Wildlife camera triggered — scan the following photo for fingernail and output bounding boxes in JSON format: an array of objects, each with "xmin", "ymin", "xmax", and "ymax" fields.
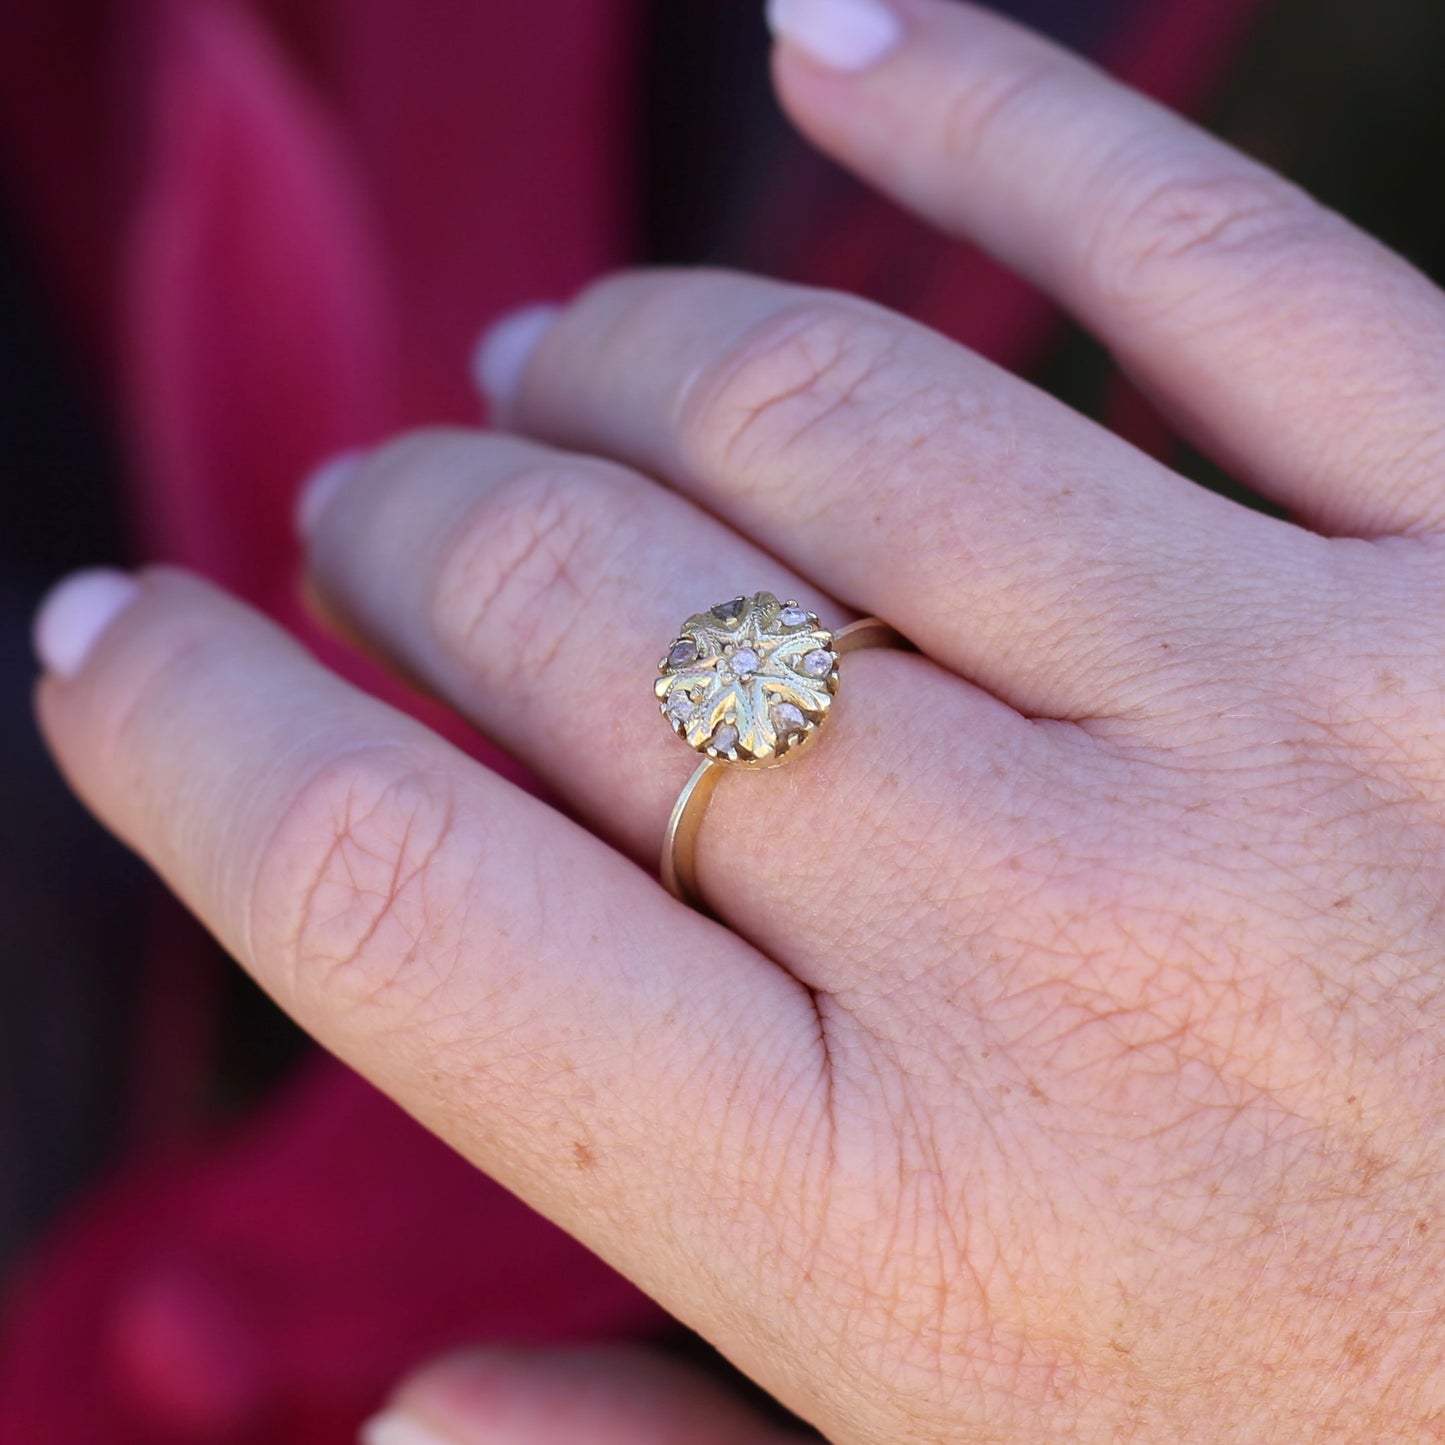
[
  {"xmin": 471, "ymin": 302, "xmax": 560, "ymax": 417},
  {"xmin": 766, "ymin": 0, "xmax": 903, "ymax": 71},
  {"xmin": 33, "ymin": 569, "xmax": 141, "ymax": 679},
  {"xmin": 295, "ymin": 450, "xmax": 365, "ymax": 539},
  {"xmin": 359, "ymin": 1411, "xmax": 457, "ymax": 1445}
]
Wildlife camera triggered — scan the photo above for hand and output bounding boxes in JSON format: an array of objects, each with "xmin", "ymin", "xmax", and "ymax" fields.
[{"xmin": 35, "ymin": 0, "xmax": 1445, "ymax": 1439}]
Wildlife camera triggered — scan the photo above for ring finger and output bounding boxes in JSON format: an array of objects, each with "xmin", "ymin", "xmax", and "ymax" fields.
[{"xmin": 302, "ymin": 427, "xmax": 1053, "ymax": 967}]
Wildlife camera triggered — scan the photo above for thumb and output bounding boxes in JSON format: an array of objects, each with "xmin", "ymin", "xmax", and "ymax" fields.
[{"xmin": 360, "ymin": 1343, "xmax": 816, "ymax": 1445}]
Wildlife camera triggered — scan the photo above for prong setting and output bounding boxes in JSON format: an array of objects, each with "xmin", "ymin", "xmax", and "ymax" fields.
[{"xmin": 655, "ymin": 592, "xmax": 838, "ymax": 766}]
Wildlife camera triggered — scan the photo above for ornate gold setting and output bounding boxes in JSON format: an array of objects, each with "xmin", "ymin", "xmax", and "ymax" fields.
[
  {"xmin": 654, "ymin": 591, "xmax": 838, "ymax": 766},
  {"xmin": 657, "ymin": 599, "xmax": 909, "ymax": 914}
]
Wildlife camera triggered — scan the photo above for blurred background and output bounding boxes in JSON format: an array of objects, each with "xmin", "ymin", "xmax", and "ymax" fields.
[{"xmin": 3, "ymin": 0, "xmax": 1444, "ymax": 1439}]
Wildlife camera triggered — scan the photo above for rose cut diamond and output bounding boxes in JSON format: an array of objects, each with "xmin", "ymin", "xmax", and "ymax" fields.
[
  {"xmin": 801, "ymin": 649, "xmax": 833, "ymax": 678},
  {"xmin": 711, "ymin": 723, "xmax": 739, "ymax": 753},
  {"xmin": 730, "ymin": 647, "xmax": 760, "ymax": 677},
  {"xmin": 778, "ymin": 605, "xmax": 808, "ymax": 627},
  {"xmin": 771, "ymin": 701, "xmax": 806, "ymax": 735}
]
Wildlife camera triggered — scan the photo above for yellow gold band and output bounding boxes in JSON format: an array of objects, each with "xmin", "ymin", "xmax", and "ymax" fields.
[{"xmin": 661, "ymin": 616, "xmax": 908, "ymax": 913}]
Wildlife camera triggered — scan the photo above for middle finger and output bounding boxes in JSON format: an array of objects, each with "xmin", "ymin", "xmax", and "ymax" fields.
[{"xmin": 492, "ymin": 269, "xmax": 1325, "ymax": 726}]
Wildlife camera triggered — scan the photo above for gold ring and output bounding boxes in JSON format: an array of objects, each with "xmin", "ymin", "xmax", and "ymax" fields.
[{"xmin": 655, "ymin": 590, "xmax": 907, "ymax": 912}]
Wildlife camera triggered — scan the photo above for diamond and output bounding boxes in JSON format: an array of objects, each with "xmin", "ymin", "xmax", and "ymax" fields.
[
  {"xmin": 731, "ymin": 646, "xmax": 760, "ymax": 677},
  {"xmin": 778, "ymin": 605, "xmax": 808, "ymax": 627},
  {"xmin": 771, "ymin": 701, "xmax": 806, "ymax": 736},
  {"xmin": 666, "ymin": 691, "xmax": 694, "ymax": 723},
  {"xmin": 711, "ymin": 597, "xmax": 744, "ymax": 623},
  {"xmin": 711, "ymin": 723, "xmax": 738, "ymax": 753},
  {"xmin": 667, "ymin": 637, "xmax": 698, "ymax": 668},
  {"xmin": 801, "ymin": 649, "xmax": 833, "ymax": 678}
]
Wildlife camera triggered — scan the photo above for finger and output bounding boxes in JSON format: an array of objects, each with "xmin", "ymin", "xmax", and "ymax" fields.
[
  {"xmin": 33, "ymin": 569, "xmax": 829, "ymax": 1354},
  {"xmin": 363, "ymin": 1345, "xmax": 812, "ymax": 1445},
  {"xmin": 481, "ymin": 269, "xmax": 1316, "ymax": 725},
  {"xmin": 301, "ymin": 429, "xmax": 1047, "ymax": 969},
  {"xmin": 768, "ymin": 0, "xmax": 1445, "ymax": 537}
]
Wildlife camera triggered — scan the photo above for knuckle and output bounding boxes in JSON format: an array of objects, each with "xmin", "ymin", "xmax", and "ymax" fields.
[
  {"xmin": 1085, "ymin": 160, "xmax": 1311, "ymax": 313},
  {"xmin": 677, "ymin": 299, "xmax": 907, "ymax": 498},
  {"xmin": 432, "ymin": 462, "xmax": 639, "ymax": 679},
  {"xmin": 345, "ymin": 426, "xmax": 485, "ymax": 535},
  {"xmin": 249, "ymin": 746, "xmax": 475, "ymax": 1023},
  {"xmin": 94, "ymin": 613, "xmax": 218, "ymax": 774},
  {"xmin": 936, "ymin": 52, "xmax": 1071, "ymax": 175}
]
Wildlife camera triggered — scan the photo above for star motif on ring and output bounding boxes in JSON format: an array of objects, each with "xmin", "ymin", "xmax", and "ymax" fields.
[{"xmin": 655, "ymin": 592, "xmax": 839, "ymax": 765}]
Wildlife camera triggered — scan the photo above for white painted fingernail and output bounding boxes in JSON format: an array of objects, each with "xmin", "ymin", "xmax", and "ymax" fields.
[
  {"xmin": 33, "ymin": 569, "xmax": 141, "ymax": 679},
  {"xmin": 359, "ymin": 1411, "xmax": 457, "ymax": 1445},
  {"xmin": 765, "ymin": 0, "xmax": 903, "ymax": 71},
  {"xmin": 471, "ymin": 302, "xmax": 560, "ymax": 417},
  {"xmin": 295, "ymin": 450, "xmax": 365, "ymax": 539}
]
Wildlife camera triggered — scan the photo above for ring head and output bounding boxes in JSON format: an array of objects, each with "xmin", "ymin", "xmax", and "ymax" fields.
[{"xmin": 655, "ymin": 591, "xmax": 839, "ymax": 766}]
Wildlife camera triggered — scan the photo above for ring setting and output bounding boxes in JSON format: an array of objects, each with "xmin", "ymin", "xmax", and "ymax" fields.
[
  {"xmin": 655, "ymin": 591, "xmax": 838, "ymax": 766},
  {"xmin": 656, "ymin": 591, "xmax": 906, "ymax": 912}
]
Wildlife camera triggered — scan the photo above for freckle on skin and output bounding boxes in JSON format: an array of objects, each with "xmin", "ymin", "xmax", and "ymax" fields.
[
  {"xmin": 1356, "ymin": 1152, "xmax": 1389, "ymax": 1190},
  {"xmin": 1342, "ymin": 1333, "xmax": 1376, "ymax": 1369},
  {"xmin": 572, "ymin": 1140, "xmax": 597, "ymax": 1170}
]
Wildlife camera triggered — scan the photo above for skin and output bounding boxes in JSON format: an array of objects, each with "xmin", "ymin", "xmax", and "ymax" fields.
[{"xmin": 34, "ymin": 1, "xmax": 1445, "ymax": 1439}]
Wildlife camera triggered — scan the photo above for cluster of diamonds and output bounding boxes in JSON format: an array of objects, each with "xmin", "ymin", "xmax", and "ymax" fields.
[{"xmin": 655, "ymin": 591, "xmax": 838, "ymax": 765}]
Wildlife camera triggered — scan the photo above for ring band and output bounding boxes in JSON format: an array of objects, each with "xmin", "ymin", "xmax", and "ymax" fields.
[{"xmin": 654, "ymin": 592, "xmax": 908, "ymax": 912}]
